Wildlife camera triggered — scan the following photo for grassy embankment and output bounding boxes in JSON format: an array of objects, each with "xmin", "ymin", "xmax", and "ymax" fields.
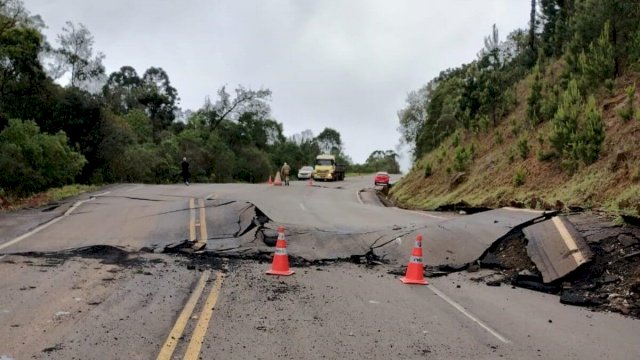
[
  {"xmin": 392, "ymin": 64, "xmax": 640, "ymax": 216},
  {"xmin": 0, "ymin": 184, "xmax": 98, "ymax": 211}
]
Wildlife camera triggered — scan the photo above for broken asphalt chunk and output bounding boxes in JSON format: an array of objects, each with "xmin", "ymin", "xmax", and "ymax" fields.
[
  {"xmin": 560, "ymin": 290, "xmax": 603, "ymax": 307},
  {"xmin": 523, "ymin": 216, "xmax": 592, "ymax": 283}
]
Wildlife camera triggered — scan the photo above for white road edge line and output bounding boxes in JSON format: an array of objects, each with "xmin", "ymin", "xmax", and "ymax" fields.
[
  {"xmin": 428, "ymin": 284, "xmax": 510, "ymax": 344},
  {"xmin": 394, "ymin": 208, "xmax": 448, "ymax": 220},
  {"xmin": 0, "ymin": 191, "xmax": 111, "ymax": 252},
  {"xmin": 355, "ymin": 190, "xmax": 364, "ymax": 205},
  {"xmin": 125, "ymin": 185, "xmax": 144, "ymax": 192}
]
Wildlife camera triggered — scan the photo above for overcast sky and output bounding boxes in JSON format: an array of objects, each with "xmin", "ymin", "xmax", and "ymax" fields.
[{"xmin": 25, "ymin": 0, "xmax": 530, "ymax": 170}]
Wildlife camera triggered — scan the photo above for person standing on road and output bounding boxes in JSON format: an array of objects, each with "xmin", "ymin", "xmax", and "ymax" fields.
[
  {"xmin": 281, "ymin": 162, "xmax": 291, "ymax": 186},
  {"xmin": 181, "ymin": 157, "xmax": 190, "ymax": 186}
]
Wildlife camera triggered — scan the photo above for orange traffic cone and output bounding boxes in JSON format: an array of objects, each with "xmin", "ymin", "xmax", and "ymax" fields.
[
  {"xmin": 266, "ymin": 226, "xmax": 294, "ymax": 276},
  {"xmin": 273, "ymin": 171, "xmax": 283, "ymax": 186},
  {"xmin": 400, "ymin": 233, "xmax": 428, "ymax": 285},
  {"xmin": 268, "ymin": 175, "xmax": 273, "ymax": 185}
]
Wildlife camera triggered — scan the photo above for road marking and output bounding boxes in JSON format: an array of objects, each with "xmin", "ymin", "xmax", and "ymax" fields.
[
  {"xmin": 156, "ymin": 271, "xmax": 211, "ymax": 360},
  {"xmin": 189, "ymin": 198, "xmax": 196, "ymax": 242},
  {"xmin": 125, "ymin": 185, "xmax": 144, "ymax": 192},
  {"xmin": 0, "ymin": 191, "xmax": 111, "ymax": 252},
  {"xmin": 552, "ymin": 217, "xmax": 587, "ymax": 265},
  {"xmin": 299, "ymin": 203, "xmax": 307, "ymax": 211},
  {"xmin": 198, "ymin": 198, "xmax": 208, "ymax": 243},
  {"xmin": 394, "ymin": 208, "xmax": 448, "ymax": 220},
  {"xmin": 183, "ymin": 272, "xmax": 225, "ymax": 359},
  {"xmin": 428, "ymin": 284, "xmax": 510, "ymax": 344},
  {"xmin": 503, "ymin": 207, "xmax": 543, "ymax": 214},
  {"xmin": 355, "ymin": 191, "xmax": 364, "ymax": 205},
  {"xmin": 205, "ymin": 192, "xmax": 216, "ymax": 200}
]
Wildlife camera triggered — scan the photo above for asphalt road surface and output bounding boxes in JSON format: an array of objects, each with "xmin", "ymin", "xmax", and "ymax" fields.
[{"xmin": 1, "ymin": 177, "xmax": 639, "ymax": 359}]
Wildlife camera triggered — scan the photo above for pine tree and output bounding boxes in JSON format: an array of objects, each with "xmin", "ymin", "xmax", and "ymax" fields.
[
  {"xmin": 527, "ymin": 64, "xmax": 543, "ymax": 126},
  {"xmin": 549, "ymin": 79, "xmax": 582, "ymax": 157},
  {"xmin": 578, "ymin": 21, "xmax": 615, "ymax": 90},
  {"xmin": 577, "ymin": 96, "xmax": 605, "ymax": 164}
]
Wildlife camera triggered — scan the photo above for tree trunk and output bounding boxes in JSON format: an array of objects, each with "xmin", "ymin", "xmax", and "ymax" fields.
[
  {"xmin": 529, "ymin": 0, "xmax": 537, "ymax": 54},
  {"xmin": 612, "ymin": 19, "xmax": 620, "ymax": 77}
]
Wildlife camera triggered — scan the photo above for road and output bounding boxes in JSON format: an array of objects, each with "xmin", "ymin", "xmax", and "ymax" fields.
[{"xmin": 1, "ymin": 177, "xmax": 639, "ymax": 359}]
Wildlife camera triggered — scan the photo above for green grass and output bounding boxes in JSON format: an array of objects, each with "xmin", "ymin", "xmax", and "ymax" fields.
[
  {"xmin": 1, "ymin": 184, "xmax": 99, "ymax": 211},
  {"xmin": 605, "ymin": 184, "xmax": 640, "ymax": 216},
  {"xmin": 46, "ymin": 184, "xmax": 98, "ymax": 201}
]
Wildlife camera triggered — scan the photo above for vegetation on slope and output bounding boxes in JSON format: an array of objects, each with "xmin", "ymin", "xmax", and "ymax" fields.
[{"xmin": 393, "ymin": 0, "xmax": 640, "ymax": 215}]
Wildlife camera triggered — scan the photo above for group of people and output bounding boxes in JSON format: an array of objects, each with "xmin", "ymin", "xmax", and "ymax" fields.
[{"xmin": 179, "ymin": 157, "xmax": 292, "ymax": 186}]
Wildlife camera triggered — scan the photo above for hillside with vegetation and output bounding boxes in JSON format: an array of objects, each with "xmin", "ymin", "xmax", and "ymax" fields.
[
  {"xmin": 0, "ymin": 0, "xmax": 400, "ymax": 205},
  {"xmin": 392, "ymin": 0, "xmax": 640, "ymax": 216}
]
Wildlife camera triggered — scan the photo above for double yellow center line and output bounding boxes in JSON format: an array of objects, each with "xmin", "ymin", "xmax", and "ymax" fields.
[
  {"xmin": 157, "ymin": 197, "xmax": 224, "ymax": 360},
  {"xmin": 189, "ymin": 198, "xmax": 208, "ymax": 245}
]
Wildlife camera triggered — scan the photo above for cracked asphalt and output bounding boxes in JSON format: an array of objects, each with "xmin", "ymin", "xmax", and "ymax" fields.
[{"xmin": 1, "ymin": 178, "xmax": 639, "ymax": 359}]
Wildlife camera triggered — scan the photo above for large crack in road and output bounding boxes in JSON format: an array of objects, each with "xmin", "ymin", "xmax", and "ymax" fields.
[{"xmin": 3, "ymin": 192, "xmax": 639, "ymax": 319}]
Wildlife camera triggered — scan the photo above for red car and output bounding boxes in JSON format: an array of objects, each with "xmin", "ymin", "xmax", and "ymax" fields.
[{"xmin": 374, "ymin": 171, "xmax": 390, "ymax": 186}]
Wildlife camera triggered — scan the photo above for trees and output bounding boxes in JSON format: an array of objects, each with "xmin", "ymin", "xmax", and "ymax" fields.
[
  {"xmin": 365, "ymin": 150, "xmax": 400, "ymax": 173},
  {"xmin": 201, "ymin": 86, "xmax": 271, "ymax": 131},
  {"xmin": 138, "ymin": 67, "xmax": 179, "ymax": 140},
  {"xmin": 0, "ymin": 119, "xmax": 86, "ymax": 195},
  {"xmin": 48, "ymin": 21, "xmax": 105, "ymax": 90},
  {"xmin": 0, "ymin": 0, "xmax": 53, "ymax": 130},
  {"xmin": 577, "ymin": 21, "xmax": 615, "ymax": 90},
  {"xmin": 527, "ymin": 63, "xmax": 543, "ymax": 126},
  {"xmin": 548, "ymin": 80, "xmax": 605, "ymax": 172},
  {"xmin": 103, "ymin": 66, "xmax": 142, "ymax": 114},
  {"xmin": 315, "ymin": 127, "xmax": 343, "ymax": 155},
  {"xmin": 550, "ymin": 79, "xmax": 582, "ymax": 158}
]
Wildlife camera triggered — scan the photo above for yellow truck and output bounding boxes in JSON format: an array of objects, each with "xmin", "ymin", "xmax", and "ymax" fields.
[{"xmin": 313, "ymin": 154, "xmax": 346, "ymax": 181}]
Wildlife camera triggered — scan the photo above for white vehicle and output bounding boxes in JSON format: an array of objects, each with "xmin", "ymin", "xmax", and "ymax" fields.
[{"xmin": 297, "ymin": 166, "xmax": 314, "ymax": 180}]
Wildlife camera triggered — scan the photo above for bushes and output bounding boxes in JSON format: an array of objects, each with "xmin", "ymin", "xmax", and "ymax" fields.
[
  {"xmin": 0, "ymin": 120, "xmax": 86, "ymax": 196},
  {"xmin": 513, "ymin": 168, "xmax": 526, "ymax": 187},
  {"xmin": 617, "ymin": 85, "xmax": 637, "ymax": 122},
  {"xmin": 424, "ymin": 163, "xmax": 432, "ymax": 178},
  {"xmin": 517, "ymin": 137, "xmax": 530, "ymax": 159},
  {"xmin": 453, "ymin": 146, "xmax": 471, "ymax": 172}
]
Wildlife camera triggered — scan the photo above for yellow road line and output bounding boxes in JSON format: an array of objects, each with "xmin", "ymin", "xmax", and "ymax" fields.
[
  {"xmin": 189, "ymin": 198, "xmax": 196, "ymax": 241},
  {"xmin": 552, "ymin": 217, "xmax": 587, "ymax": 265},
  {"xmin": 156, "ymin": 270, "xmax": 211, "ymax": 360},
  {"xmin": 198, "ymin": 198, "xmax": 208, "ymax": 243},
  {"xmin": 183, "ymin": 272, "xmax": 225, "ymax": 360}
]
